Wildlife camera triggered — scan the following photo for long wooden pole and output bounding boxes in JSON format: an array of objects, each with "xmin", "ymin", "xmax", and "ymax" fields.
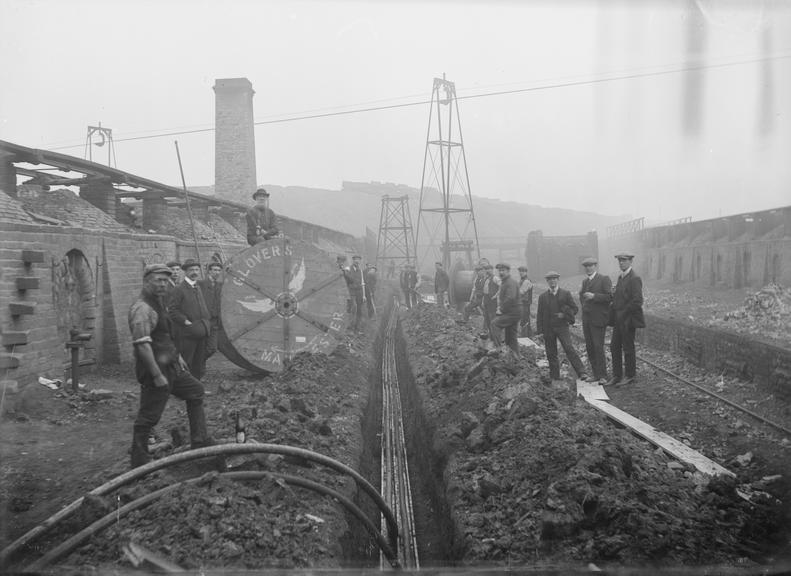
[{"xmin": 174, "ymin": 141, "xmax": 202, "ymax": 277}]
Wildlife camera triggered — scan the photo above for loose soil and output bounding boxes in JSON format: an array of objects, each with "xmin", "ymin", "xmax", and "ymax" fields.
[{"xmin": 2, "ymin": 279, "xmax": 790, "ymax": 574}]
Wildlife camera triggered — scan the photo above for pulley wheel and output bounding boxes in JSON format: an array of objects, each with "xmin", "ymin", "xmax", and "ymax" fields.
[{"xmin": 220, "ymin": 237, "xmax": 348, "ymax": 372}]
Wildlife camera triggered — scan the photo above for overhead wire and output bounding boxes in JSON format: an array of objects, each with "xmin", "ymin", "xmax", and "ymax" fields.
[{"xmin": 43, "ymin": 51, "xmax": 791, "ymax": 152}]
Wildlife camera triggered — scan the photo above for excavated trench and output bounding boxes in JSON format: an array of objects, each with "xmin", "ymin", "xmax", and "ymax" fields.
[{"xmin": 348, "ymin": 300, "xmax": 459, "ymax": 568}]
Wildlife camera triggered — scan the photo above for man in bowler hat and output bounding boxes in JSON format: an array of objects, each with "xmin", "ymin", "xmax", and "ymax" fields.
[{"xmin": 246, "ymin": 188, "xmax": 280, "ymax": 246}]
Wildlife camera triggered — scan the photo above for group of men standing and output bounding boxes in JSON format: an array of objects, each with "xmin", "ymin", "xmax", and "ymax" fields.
[
  {"xmin": 535, "ymin": 253, "xmax": 645, "ymax": 385},
  {"xmin": 340, "ymin": 255, "xmax": 378, "ymax": 332},
  {"xmin": 128, "ymin": 259, "xmax": 225, "ymax": 468},
  {"xmin": 435, "ymin": 253, "xmax": 644, "ymax": 386}
]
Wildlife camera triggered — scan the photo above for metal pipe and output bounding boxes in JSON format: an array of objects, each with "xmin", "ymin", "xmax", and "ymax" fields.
[
  {"xmin": 26, "ymin": 471, "xmax": 398, "ymax": 571},
  {"xmin": 1, "ymin": 443, "xmax": 399, "ymax": 568},
  {"xmin": 174, "ymin": 140, "xmax": 202, "ymax": 276}
]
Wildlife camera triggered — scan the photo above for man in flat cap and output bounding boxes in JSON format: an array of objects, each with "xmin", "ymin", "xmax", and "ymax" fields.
[
  {"xmin": 608, "ymin": 253, "xmax": 645, "ymax": 386},
  {"xmin": 463, "ymin": 261, "xmax": 488, "ymax": 322},
  {"xmin": 343, "ymin": 255, "xmax": 366, "ymax": 332},
  {"xmin": 127, "ymin": 264, "xmax": 215, "ymax": 468},
  {"xmin": 246, "ymin": 188, "xmax": 280, "ymax": 246},
  {"xmin": 490, "ymin": 263, "xmax": 521, "ymax": 355},
  {"xmin": 517, "ymin": 265, "xmax": 534, "ymax": 338},
  {"xmin": 536, "ymin": 271, "xmax": 588, "ymax": 381},
  {"xmin": 434, "ymin": 261, "xmax": 450, "ymax": 309},
  {"xmin": 481, "ymin": 262, "xmax": 499, "ymax": 336},
  {"xmin": 169, "ymin": 258, "xmax": 211, "ymax": 379},
  {"xmin": 579, "ymin": 257, "xmax": 613, "ymax": 383},
  {"xmin": 199, "ymin": 261, "xmax": 224, "ymax": 360}
]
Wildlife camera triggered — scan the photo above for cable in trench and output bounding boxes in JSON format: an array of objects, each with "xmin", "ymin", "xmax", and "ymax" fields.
[{"xmin": 380, "ymin": 299, "xmax": 419, "ymax": 569}]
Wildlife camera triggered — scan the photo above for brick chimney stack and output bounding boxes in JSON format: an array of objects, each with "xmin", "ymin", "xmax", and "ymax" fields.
[{"xmin": 214, "ymin": 78, "xmax": 257, "ymax": 205}]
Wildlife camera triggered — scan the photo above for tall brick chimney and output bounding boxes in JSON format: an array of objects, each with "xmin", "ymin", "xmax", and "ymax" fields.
[{"xmin": 214, "ymin": 78, "xmax": 257, "ymax": 205}]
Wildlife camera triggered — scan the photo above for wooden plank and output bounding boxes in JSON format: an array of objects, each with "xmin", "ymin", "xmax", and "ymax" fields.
[
  {"xmin": 2, "ymin": 331, "xmax": 29, "ymax": 346},
  {"xmin": 584, "ymin": 398, "xmax": 734, "ymax": 477},
  {"xmin": 16, "ymin": 277, "xmax": 40, "ymax": 290},
  {"xmin": 21, "ymin": 250, "xmax": 45, "ymax": 264},
  {"xmin": 576, "ymin": 379, "xmax": 610, "ymax": 401},
  {"xmin": 9, "ymin": 302, "xmax": 36, "ymax": 315}
]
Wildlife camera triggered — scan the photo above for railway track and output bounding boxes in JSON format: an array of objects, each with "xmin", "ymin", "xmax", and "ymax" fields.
[
  {"xmin": 564, "ymin": 327, "xmax": 791, "ymax": 436},
  {"xmin": 379, "ymin": 299, "xmax": 419, "ymax": 569}
]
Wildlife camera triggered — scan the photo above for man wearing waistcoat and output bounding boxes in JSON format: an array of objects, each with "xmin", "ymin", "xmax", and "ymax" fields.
[
  {"xmin": 127, "ymin": 264, "xmax": 214, "ymax": 469},
  {"xmin": 579, "ymin": 257, "xmax": 613, "ymax": 383}
]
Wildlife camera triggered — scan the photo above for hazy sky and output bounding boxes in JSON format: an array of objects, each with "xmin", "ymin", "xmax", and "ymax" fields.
[{"xmin": 1, "ymin": 0, "xmax": 789, "ymax": 224}]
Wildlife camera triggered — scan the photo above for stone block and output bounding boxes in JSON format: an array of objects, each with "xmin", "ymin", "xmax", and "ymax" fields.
[
  {"xmin": 15, "ymin": 277, "xmax": 40, "ymax": 290},
  {"xmin": 9, "ymin": 302, "xmax": 36, "ymax": 315},
  {"xmin": 21, "ymin": 250, "xmax": 45, "ymax": 264}
]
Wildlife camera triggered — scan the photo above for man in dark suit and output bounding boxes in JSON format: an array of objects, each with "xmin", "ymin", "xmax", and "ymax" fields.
[
  {"xmin": 169, "ymin": 259, "xmax": 211, "ymax": 379},
  {"xmin": 536, "ymin": 271, "xmax": 588, "ymax": 381},
  {"xmin": 434, "ymin": 262, "xmax": 450, "ymax": 308},
  {"xmin": 489, "ymin": 263, "xmax": 521, "ymax": 355},
  {"xmin": 579, "ymin": 257, "xmax": 613, "ymax": 383},
  {"xmin": 199, "ymin": 261, "xmax": 224, "ymax": 360},
  {"xmin": 607, "ymin": 253, "xmax": 645, "ymax": 386}
]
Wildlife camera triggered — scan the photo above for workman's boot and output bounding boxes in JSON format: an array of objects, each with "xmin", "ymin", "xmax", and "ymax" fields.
[
  {"xmin": 130, "ymin": 425, "xmax": 152, "ymax": 469},
  {"xmin": 187, "ymin": 401, "xmax": 226, "ymax": 472}
]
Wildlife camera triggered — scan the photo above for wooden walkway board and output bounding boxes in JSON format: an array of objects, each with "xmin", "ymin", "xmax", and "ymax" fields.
[
  {"xmin": 583, "ymin": 397, "xmax": 735, "ymax": 478},
  {"xmin": 576, "ymin": 379, "xmax": 610, "ymax": 401}
]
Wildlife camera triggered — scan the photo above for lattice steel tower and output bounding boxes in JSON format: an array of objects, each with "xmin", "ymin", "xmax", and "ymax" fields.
[
  {"xmin": 415, "ymin": 75, "xmax": 480, "ymax": 271},
  {"xmin": 375, "ymin": 195, "xmax": 415, "ymax": 275}
]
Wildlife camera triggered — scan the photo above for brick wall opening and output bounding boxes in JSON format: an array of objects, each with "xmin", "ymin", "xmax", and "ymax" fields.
[{"xmin": 52, "ymin": 249, "xmax": 96, "ymax": 365}]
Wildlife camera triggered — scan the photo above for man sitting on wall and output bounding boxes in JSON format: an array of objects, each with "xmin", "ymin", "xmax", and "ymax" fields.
[{"xmin": 246, "ymin": 188, "xmax": 279, "ymax": 246}]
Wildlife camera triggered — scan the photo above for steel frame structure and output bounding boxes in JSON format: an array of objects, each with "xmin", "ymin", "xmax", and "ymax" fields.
[
  {"xmin": 415, "ymin": 75, "xmax": 480, "ymax": 271},
  {"xmin": 375, "ymin": 195, "xmax": 415, "ymax": 271}
]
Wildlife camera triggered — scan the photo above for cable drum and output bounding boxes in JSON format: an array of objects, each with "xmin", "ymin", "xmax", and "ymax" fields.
[
  {"xmin": 449, "ymin": 260, "xmax": 474, "ymax": 310},
  {"xmin": 220, "ymin": 237, "xmax": 349, "ymax": 373}
]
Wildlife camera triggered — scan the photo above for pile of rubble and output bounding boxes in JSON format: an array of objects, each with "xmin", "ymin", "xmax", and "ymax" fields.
[
  {"xmin": 45, "ymin": 343, "xmax": 376, "ymax": 571},
  {"xmin": 402, "ymin": 304, "xmax": 785, "ymax": 568},
  {"xmin": 645, "ymin": 283, "xmax": 791, "ymax": 347}
]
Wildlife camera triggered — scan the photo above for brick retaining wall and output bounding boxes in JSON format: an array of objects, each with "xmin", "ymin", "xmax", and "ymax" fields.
[{"xmin": 639, "ymin": 313, "xmax": 791, "ymax": 401}]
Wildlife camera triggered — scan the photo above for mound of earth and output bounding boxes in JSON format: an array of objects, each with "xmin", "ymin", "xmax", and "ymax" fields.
[{"xmin": 400, "ymin": 303, "xmax": 785, "ymax": 569}]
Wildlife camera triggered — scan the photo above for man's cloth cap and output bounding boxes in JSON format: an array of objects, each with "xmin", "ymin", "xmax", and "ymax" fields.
[
  {"xmin": 144, "ymin": 264, "xmax": 173, "ymax": 278},
  {"xmin": 517, "ymin": 265, "xmax": 528, "ymax": 271},
  {"xmin": 582, "ymin": 257, "xmax": 598, "ymax": 266},
  {"xmin": 495, "ymin": 263, "xmax": 510, "ymax": 270},
  {"xmin": 253, "ymin": 188, "xmax": 269, "ymax": 199},
  {"xmin": 352, "ymin": 255, "xmax": 362, "ymax": 260},
  {"xmin": 544, "ymin": 271, "xmax": 560, "ymax": 279},
  {"xmin": 615, "ymin": 253, "xmax": 635, "ymax": 260},
  {"xmin": 181, "ymin": 258, "xmax": 201, "ymax": 270},
  {"xmin": 166, "ymin": 260, "xmax": 181, "ymax": 268},
  {"xmin": 207, "ymin": 261, "xmax": 223, "ymax": 270}
]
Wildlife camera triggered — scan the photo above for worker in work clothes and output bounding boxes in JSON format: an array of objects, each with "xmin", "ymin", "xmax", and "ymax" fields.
[
  {"xmin": 579, "ymin": 257, "xmax": 612, "ymax": 383},
  {"xmin": 463, "ymin": 263, "xmax": 486, "ymax": 321},
  {"xmin": 246, "ymin": 188, "xmax": 279, "ymax": 246},
  {"xmin": 535, "ymin": 271, "xmax": 588, "ymax": 381},
  {"xmin": 434, "ymin": 262, "xmax": 450, "ymax": 308},
  {"xmin": 400, "ymin": 264, "xmax": 418, "ymax": 309},
  {"xmin": 169, "ymin": 259, "xmax": 211, "ymax": 379},
  {"xmin": 364, "ymin": 264, "xmax": 378, "ymax": 318},
  {"xmin": 127, "ymin": 264, "xmax": 214, "ymax": 468},
  {"xmin": 607, "ymin": 253, "xmax": 645, "ymax": 386},
  {"xmin": 517, "ymin": 265, "xmax": 534, "ymax": 338},
  {"xmin": 481, "ymin": 263, "xmax": 499, "ymax": 336},
  {"xmin": 489, "ymin": 263, "xmax": 521, "ymax": 354},
  {"xmin": 344, "ymin": 255, "xmax": 366, "ymax": 332},
  {"xmin": 199, "ymin": 261, "xmax": 224, "ymax": 359}
]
